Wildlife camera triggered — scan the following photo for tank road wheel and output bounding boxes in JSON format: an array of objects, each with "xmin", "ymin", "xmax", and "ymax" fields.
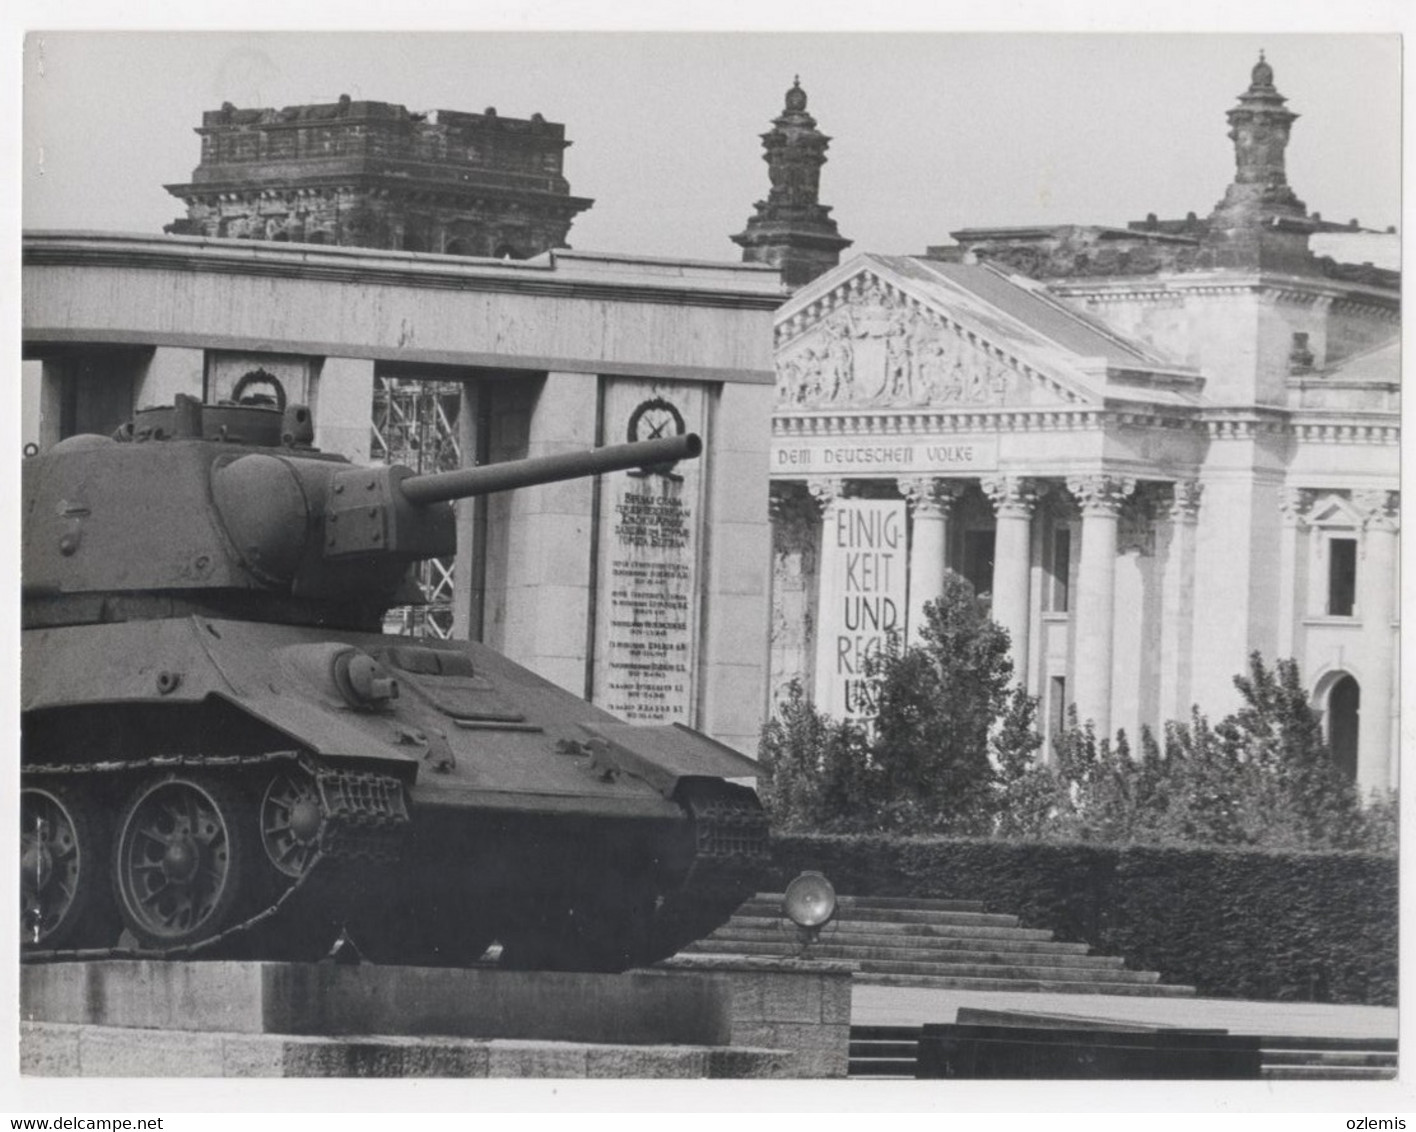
[
  {"xmin": 113, "ymin": 774, "xmax": 250, "ymax": 950},
  {"xmin": 260, "ymin": 769, "xmax": 323, "ymax": 879},
  {"xmin": 21, "ymin": 784, "xmax": 112, "ymax": 950},
  {"xmin": 240, "ymin": 767, "xmax": 341, "ymax": 962}
]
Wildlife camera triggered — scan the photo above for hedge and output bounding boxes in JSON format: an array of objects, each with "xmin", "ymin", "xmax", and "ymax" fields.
[{"xmin": 768, "ymin": 834, "xmax": 1397, "ymax": 1005}]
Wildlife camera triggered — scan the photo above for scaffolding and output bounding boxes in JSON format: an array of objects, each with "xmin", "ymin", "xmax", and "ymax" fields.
[{"xmin": 370, "ymin": 375, "xmax": 463, "ymax": 638}]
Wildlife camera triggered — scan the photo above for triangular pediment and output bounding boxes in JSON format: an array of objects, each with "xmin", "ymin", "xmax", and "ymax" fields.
[
  {"xmin": 775, "ymin": 260, "xmax": 1101, "ymax": 412},
  {"xmin": 1308, "ymin": 493, "xmax": 1363, "ymax": 528}
]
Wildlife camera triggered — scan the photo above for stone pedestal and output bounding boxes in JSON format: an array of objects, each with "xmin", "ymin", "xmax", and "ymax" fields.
[{"xmin": 21, "ymin": 958, "xmax": 853, "ymax": 1079}]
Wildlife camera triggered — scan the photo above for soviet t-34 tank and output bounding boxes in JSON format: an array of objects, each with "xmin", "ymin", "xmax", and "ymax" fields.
[{"xmin": 21, "ymin": 374, "xmax": 768, "ymax": 971}]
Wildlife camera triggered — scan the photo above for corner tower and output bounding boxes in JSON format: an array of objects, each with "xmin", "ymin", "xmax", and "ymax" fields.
[
  {"xmin": 165, "ymin": 97, "xmax": 593, "ymax": 257},
  {"xmin": 732, "ymin": 78, "xmax": 852, "ymax": 288},
  {"xmin": 1203, "ymin": 52, "xmax": 1315, "ymax": 271}
]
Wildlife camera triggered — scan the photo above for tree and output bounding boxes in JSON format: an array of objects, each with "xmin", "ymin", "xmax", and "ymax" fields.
[
  {"xmin": 759, "ymin": 572, "xmax": 1039, "ymax": 835},
  {"xmin": 862, "ymin": 572, "xmax": 1025, "ymax": 834},
  {"xmin": 1216, "ymin": 654, "xmax": 1371, "ymax": 849},
  {"xmin": 1034, "ymin": 653, "xmax": 1392, "ymax": 852},
  {"xmin": 756, "ymin": 680, "xmax": 873, "ymax": 832}
]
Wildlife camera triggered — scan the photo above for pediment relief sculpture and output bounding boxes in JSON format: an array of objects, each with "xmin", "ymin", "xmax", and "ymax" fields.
[{"xmin": 777, "ymin": 282, "xmax": 1070, "ymax": 411}]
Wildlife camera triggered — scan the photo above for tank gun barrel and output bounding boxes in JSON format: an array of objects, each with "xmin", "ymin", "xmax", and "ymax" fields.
[{"xmin": 399, "ymin": 433, "xmax": 702, "ymax": 506}]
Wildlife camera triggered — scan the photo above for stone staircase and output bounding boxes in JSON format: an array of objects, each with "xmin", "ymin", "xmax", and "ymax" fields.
[
  {"xmin": 685, "ymin": 894, "xmax": 1196, "ymax": 996},
  {"xmin": 846, "ymin": 1024, "xmax": 1398, "ymax": 1081},
  {"xmin": 1258, "ymin": 1037, "xmax": 1398, "ymax": 1081}
]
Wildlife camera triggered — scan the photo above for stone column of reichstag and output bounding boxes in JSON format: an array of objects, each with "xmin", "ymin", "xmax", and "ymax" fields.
[
  {"xmin": 1159, "ymin": 480, "xmax": 1202, "ymax": 720},
  {"xmin": 806, "ymin": 476, "xmax": 845, "ymax": 700},
  {"xmin": 901, "ymin": 477, "xmax": 964, "ymax": 645},
  {"xmin": 982, "ymin": 476, "xmax": 1038, "ymax": 681},
  {"xmin": 1275, "ymin": 487, "xmax": 1314, "ymax": 659},
  {"xmin": 1354, "ymin": 489, "xmax": 1399, "ymax": 795},
  {"xmin": 1067, "ymin": 475, "xmax": 1134, "ymax": 736}
]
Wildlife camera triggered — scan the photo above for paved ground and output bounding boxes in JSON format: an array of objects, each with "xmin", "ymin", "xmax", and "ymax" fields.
[{"xmin": 850, "ymin": 984, "xmax": 1398, "ymax": 1040}]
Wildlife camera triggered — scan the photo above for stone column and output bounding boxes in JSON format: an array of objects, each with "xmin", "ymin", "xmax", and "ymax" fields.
[
  {"xmin": 502, "ymin": 372, "xmax": 599, "ymax": 693},
  {"xmin": 1275, "ymin": 487, "xmax": 1315, "ymax": 658},
  {"xmin": 1354, "ymin": 489, "xmax": 1399, "ymax": 796},
  {"xmin": 698, "ymin": 379, "xmax": 775, "ymax": 753},
  {"xmin": 1067, "ymin": 475, "xmax": 1134, "ymax": 736},
  {"xmin": 136, "ymin": 346, "xmax": 204, "ymax": 410},
  {"xmin": 35, "ymin": 359, "xmax": 66, "ymax": 451},
  {"xmin": 451, "ymin": 381, "xmax": 483, "ymax": 642},
  {"xmin": 982, "ymin": 476, "xmax": 1039, "ymax": 680},
  {"xmin": 899, "ymin": 477, "xmax": 963, "ymax": 645},
  {"xmin": 807, "ymin": 477, "xmax": 846, "ymax": 712},
  {"xmin": 1159, "ymin": 481, "xmax": 1203, "ymax": 721},
  {"xmin": 313, "ymin": 357, "xmax": 376, "ymax": 463}
]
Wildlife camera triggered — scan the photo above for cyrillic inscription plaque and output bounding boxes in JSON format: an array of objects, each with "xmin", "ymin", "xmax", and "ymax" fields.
[{"xmin": 592, "ymin": 379, "xmax": 706, "ymax": 723}]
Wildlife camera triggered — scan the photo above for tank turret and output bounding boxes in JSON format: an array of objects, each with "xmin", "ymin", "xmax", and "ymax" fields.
[
  {"xmin": 21, "ymin": 377, "xmax": 767, "ymax": 971},
  {"xmin": 24, "ymin": 382, "xmax": 701, "ymax": 631}
]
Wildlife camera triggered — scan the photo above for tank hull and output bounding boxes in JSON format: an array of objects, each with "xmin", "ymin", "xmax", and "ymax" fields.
[{"xmin": 22, "ymin": 617, "xmax": 767, "ymax": 970}]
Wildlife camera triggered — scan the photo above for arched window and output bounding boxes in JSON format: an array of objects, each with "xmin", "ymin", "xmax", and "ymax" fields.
[{"xmin": 1327, "ymin": 674, "xmax": 1360, "ymax": 782}]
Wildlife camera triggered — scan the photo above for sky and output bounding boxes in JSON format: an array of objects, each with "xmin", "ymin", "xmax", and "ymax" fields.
[
  {"xmin": 19, "ymin": 30, "xmax": 1402, "ymax": 263},
  {"xmin": 4, "ymin": 4, "xmax": 1415, "ymax": 1121}
]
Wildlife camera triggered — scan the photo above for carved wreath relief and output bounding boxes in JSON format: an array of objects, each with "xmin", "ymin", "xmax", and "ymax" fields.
[{"xmin": 777, "ymin": 281, "xmax": 1019, "ymax": 410}]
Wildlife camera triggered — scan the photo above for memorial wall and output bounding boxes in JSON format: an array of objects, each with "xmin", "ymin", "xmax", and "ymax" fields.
[{"xmin": 592, "ymin": 379, "xmax": 708, "ymax": 724}]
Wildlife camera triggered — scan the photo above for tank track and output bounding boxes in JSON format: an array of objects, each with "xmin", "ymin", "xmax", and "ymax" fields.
[
  {"xmin": 649, "ymin": 780, "xmax": 771, "ymax": 959},
  {"xmin": 20, "ymin": 750, "xmax": 409, "ymax": 963}
]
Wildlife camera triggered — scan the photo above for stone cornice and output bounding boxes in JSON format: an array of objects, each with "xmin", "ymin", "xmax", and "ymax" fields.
[
  {"xmin": 23, "ymin": 231, "xmax": 789, "ymax": 312},
  {"xmin": 1289, "ymin": 418, "xmax": 1401, "ymax": 445},
  {"xmin": 1199, "ymin": 406, "xmax": 1292, "ymax": 440},
  {"xmin": 773, "ymin": 407, "xmax": 1108, "ymax": 436},
  {"xmin": 1048, "ymin": 271, "xmax": 1399, "ymax": 312},
  {"xmin": 772, "ymin": 401, "xmax": 1399, "ymax": 445}
]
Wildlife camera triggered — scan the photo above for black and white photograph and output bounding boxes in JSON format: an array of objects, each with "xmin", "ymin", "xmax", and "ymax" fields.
[{"xmin": 7, "ymin": 2, "xmax": 1408, "ymax": 1121}]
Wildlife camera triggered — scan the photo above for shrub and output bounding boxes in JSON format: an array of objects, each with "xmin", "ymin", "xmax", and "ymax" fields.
[
  {"xmin": 768, "ymin": 833, "xmax": 1398, "ymax": 1005},
  {"xmin": 756, "ymin": 680, "xmax": 873, "ymax": 833}
]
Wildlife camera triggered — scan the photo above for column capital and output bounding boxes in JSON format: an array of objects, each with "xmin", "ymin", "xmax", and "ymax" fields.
[
  {"xmin": 899, "ymin": 476, "xmax": 965, "ymax": 518},
  {"xmin": 981, "ymin": 475, "xmax": 1040, "ymax": 519},
  {"xmin": 806, "ymin": 476, "xmax": 848, "ymax": 509},
  {"xmin": 1353, "ymin": 489, "xmax": 1400, "ymax": 533},
  {"xmin": 1277, "ymin": 486, "xmax": 1317, "ymax": 527},
  {"xmin": 1168, "ymin": 480, "xmax": 1204, "ymax": 523},
  {"xmin": 1118, "ymin": 486, "xmax": 1163, "ymax": 556},
  {"xmin": 769, "ymin": 480, "xmax": 816, "ymax": 524},
  {"xmin": 1066, "ymin": 474, "xmax": 1135, "ymax": 517}
]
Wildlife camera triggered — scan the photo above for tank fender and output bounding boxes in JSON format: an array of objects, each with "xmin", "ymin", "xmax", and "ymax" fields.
[
  {"xmin": 575, "ymin": 722, "xmax": 760, "ymax": 799},
  {"xmin": 22, "ymin": 619, "xmax": 420, "ymax": 769},
  {"xmin": 22, "ymin": 619, "xmax": 221, "ymax": 709}
]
